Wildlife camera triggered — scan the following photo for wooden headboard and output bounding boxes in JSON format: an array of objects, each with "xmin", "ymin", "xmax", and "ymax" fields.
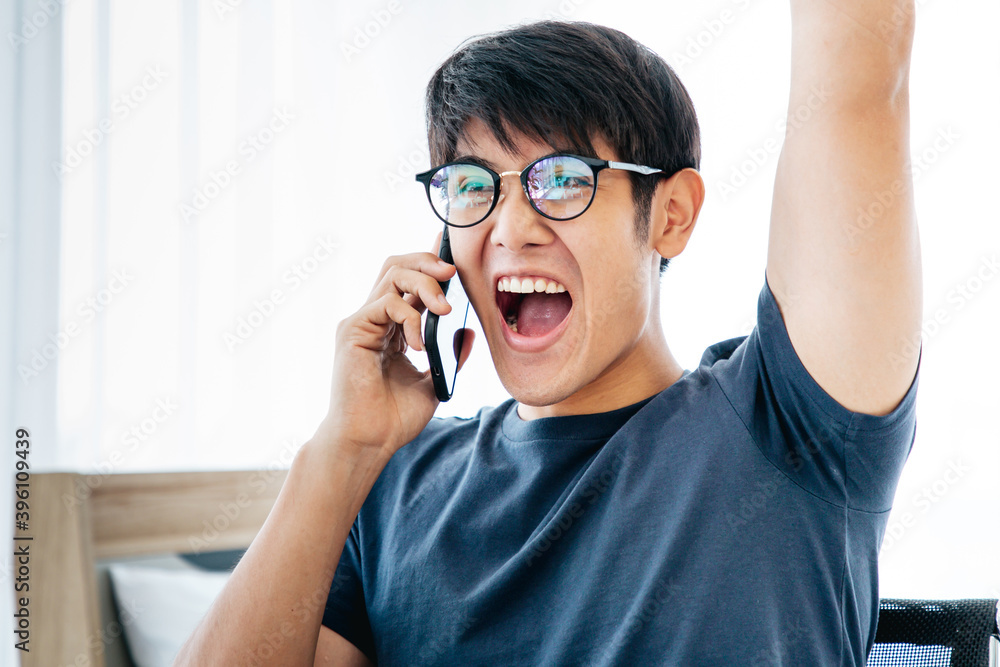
[{"xmin": 28, "ymin": 470, "xmax": 287, "ymax": 667}]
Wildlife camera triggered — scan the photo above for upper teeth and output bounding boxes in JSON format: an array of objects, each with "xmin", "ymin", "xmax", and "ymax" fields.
[{"xmin": 497, "ymin": 276, "xmax": 567, "ymax": 294}]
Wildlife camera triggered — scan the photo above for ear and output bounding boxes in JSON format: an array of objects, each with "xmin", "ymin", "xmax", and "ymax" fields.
[{"xmin": 648, "ymin": 168, "xmax": 705, "ymax": 262}]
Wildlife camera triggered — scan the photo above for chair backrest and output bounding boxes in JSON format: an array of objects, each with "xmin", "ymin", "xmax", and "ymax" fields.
[{"xmin": 868, "ymin": 598, "xmax": 1000, "ymax": 667}]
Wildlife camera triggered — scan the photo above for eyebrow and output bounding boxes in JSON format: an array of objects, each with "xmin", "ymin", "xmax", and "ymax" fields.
[
  {"xmin": 453, "ymin": 155, "xmax": 500, "ymax": 170},
  {"xmin": 451, "ymin": 151, "xmax": 567, "ymax": 171}
]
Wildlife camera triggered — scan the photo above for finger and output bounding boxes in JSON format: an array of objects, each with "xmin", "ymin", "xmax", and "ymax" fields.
[
  {"xmin": 376, "ymin": 264, "xmax": 455, "ymax": 318},
  {"xmin": 354, "ymin": 293, "xmax": 425, "ymax": 352},
  {"xmin": 385, "ymin": 319, "xmax": 407, "ymax": 356},
  {"xmin": 403, "ymin": 292, "xmax": 421, "ymax": 310},
  {"xmin": 403, "ymin": 230, "xmax": 450, "ymax": 311},
  {"xmin": 371, "ymin": 251, "xmax": 454, "ymax": 301},
  {"xmin": 400, "ymin": 229, "xmax": 452, "ymax": 316}
]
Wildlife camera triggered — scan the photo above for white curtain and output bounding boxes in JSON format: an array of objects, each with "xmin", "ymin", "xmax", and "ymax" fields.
[
  {"xmin": 54, "ymin": 0, "xmax": 452, "ymax": 472},
  {"xmin": 1, "ymin": 0, "xmax": 64, "ymax": 662},
  {"xmin": 3, "ymin": 0, "xmax": 999, "ymax": 604}
]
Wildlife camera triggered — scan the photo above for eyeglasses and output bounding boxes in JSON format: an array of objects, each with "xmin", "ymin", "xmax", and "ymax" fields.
[{"xmin": 414, "ymin": 153, "xmax": 666, "ymax": 228}]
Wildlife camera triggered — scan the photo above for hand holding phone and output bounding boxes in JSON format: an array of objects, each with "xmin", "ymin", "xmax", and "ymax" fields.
[
  {"xmin": 313, "ymin": 231, "xmax": 472, "ymax": 457},
  {"xmin": 425, "ymin": 226, "xmax": 475, "ymax": 402}
]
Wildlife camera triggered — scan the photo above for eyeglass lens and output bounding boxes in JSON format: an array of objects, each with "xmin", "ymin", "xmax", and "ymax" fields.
[{"xmin": 427, "ymin": 156, "xmax": 596, "ymax": 226}]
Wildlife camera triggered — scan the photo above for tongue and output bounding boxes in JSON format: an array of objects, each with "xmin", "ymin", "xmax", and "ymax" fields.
[{"xmin": 516, "ymin": 292, "xmax": 572, "ymax": 337}]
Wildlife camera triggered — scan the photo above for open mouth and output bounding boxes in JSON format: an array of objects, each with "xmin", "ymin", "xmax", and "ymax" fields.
[{"xmin": 495, "ymin": 277, "xmax": 573, "ymax": 338}]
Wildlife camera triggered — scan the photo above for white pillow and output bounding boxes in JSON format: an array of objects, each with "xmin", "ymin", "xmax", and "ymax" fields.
[{"xmin": 107, "ymin": 563, "xmax": 231, "ymax": 667}]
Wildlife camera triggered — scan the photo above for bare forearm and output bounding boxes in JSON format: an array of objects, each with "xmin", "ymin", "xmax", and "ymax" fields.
[
  {"xmin": 174, "ymin": 439, "xmax": 391, "ymax": 666},
  {"xmin": 790, "ymin": 0, "xmax": 915, "ymax": 43},
  {"xmin": 789, "ymin": 0, "xmax": 915, "ymax": 106}
]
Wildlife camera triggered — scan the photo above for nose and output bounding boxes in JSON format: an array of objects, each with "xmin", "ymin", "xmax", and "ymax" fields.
[{"xmin": 489, "ymin": 171, "xmax": 556, "ymax": 252}]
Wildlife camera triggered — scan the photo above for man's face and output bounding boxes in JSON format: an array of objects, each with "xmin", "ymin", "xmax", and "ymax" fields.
[{"xmin": 447, "ymin": 118, "xmax": 670, "ymax": 415}]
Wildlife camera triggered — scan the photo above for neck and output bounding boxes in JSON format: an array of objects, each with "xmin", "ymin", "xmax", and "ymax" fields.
[{"xmin": 516, "ymin": 330, "xmax": 685, "ymax": 420}]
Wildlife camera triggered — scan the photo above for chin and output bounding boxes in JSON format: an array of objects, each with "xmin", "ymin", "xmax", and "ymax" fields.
[{"xmin": 497, "ymin": 368, "xmax": 576, "ymax": 409}]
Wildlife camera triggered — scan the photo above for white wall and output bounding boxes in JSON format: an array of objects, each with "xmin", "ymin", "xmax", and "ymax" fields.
[{"xmin": 5, "ymin": 0, "xmax": 999, "ymax": 609}]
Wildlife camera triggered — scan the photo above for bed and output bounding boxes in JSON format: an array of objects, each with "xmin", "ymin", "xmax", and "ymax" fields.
[{"xmin": 28, "ymin": 469, "xmax": 285, "ymax": 667}]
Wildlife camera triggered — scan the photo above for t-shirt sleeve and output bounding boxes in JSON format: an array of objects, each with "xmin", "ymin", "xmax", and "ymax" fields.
[
  {"xmin": 321, "ymin": 520, "xmax": 376, "ymax": 663},
  {"xmin": 715, "ymin": 272, "xmax": 921, "ymax": 512}
]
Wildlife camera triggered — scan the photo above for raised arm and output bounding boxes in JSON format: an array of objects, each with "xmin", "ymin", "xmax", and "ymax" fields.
[{"xmin": 766, "ymin": 0, "xmax": 921, "ymax": 416}]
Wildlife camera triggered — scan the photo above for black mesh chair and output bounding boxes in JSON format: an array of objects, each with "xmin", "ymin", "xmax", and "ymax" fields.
[{"xmin": 868, "ymin": 599, "xmax": 1000, "ymax": 667}]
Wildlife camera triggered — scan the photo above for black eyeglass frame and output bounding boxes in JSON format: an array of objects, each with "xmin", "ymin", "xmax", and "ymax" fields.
[{"xmin": 414, "ymin": 153, "xmax": 667, "ymax": 228}]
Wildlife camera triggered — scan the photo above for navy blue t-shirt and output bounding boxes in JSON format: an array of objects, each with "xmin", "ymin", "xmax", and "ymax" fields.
[{"xmin": 322, "ymin": 275, "xmax": 920, "ymax": 666}]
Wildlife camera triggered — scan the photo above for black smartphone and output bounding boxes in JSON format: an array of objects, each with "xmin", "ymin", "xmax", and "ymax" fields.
[{"xmin": 424, "ymin": 226, "xmax": 471, "ymax": 402}]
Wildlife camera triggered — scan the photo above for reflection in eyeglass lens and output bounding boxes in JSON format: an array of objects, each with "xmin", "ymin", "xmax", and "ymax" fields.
[
  {"xmin": 431, "ymin": 164, "xmax": 494, "ymax": 226},
  {"xmin": 430, "ymin": 156, "xmax": 598, "ymax": 224},
  {"xmin": 528, "ymin": 156, "xmax": 595, "ymax": 218}
]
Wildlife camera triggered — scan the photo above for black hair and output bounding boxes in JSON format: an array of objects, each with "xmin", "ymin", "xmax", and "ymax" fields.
[{"xmin": 423, "ymin": 20, "xmax": 701, "ymax": 276}]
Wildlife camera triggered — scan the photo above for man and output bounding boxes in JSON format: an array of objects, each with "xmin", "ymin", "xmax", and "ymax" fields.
[{"xmin": 177, "ymin": 3, "xmax": 921, "ymax": 665}]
